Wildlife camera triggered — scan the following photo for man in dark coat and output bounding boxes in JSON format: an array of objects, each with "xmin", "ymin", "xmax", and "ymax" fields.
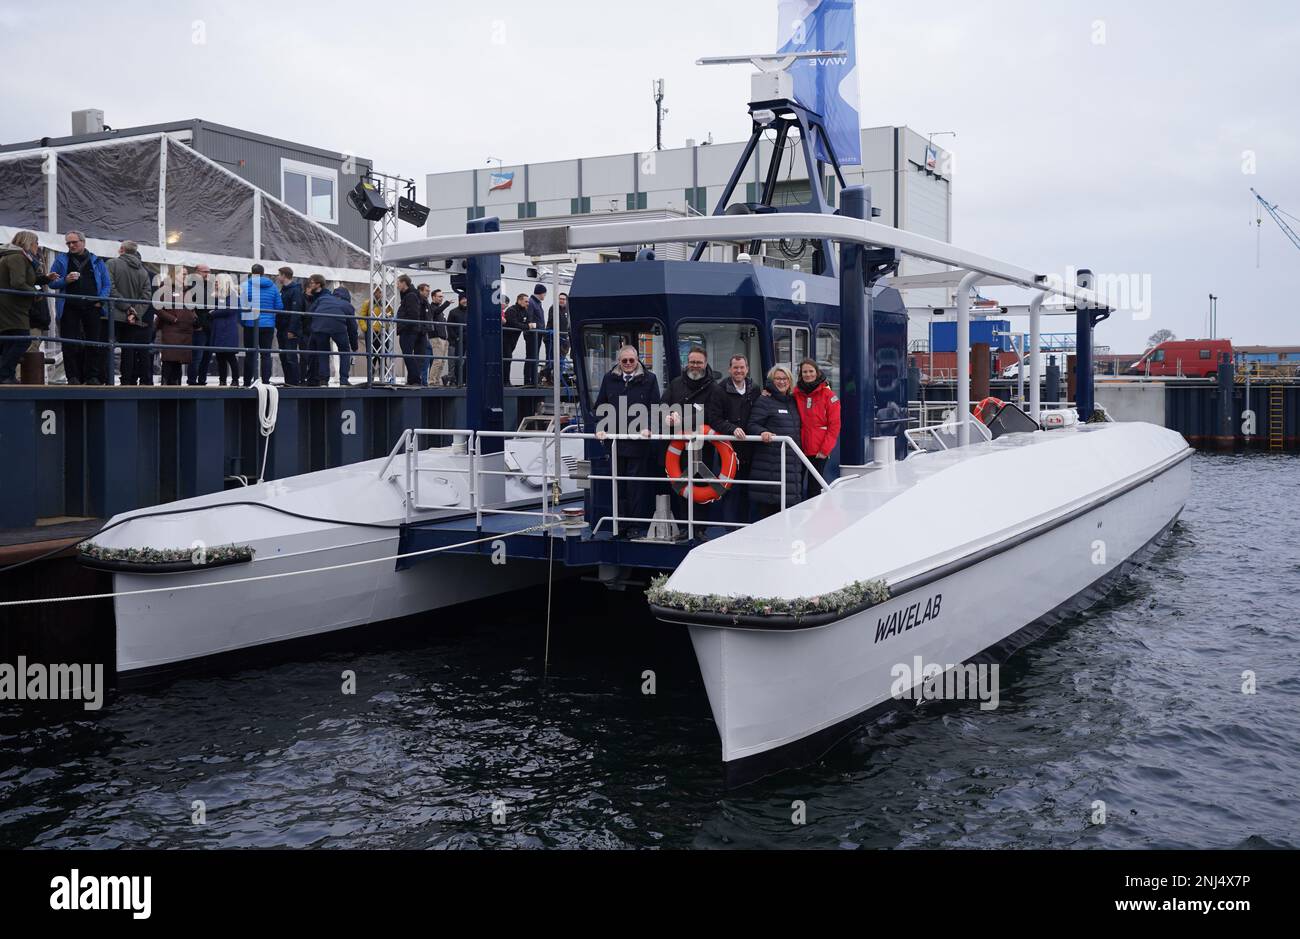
[
  {"xmin": 746, "ymin": 366, "xmax": 804, "ymax": 515},
  {"xmin": 305, "ymin": 275, "xmax": 359, "ymax": 384},
  {"xmin": 107, "ymin": 242, "xmax": 156, "ymax": 386},
  {"xmin": 189, "ymin": 264, "xmax": 216, "ymax": 385},
  {"xmin": 525, "ymin": 284, "xmax": 547, "ymax": 387},
  {"xmin": 662, "ymin": 346, "xmax": 721, "ymax": 530},
  {"xmin": 48, "ymin": 231, "xmax": 111, "ymax": 385},
  {"xmin": 445, "ymin": 292, "xmax": 468, "ymax": 386},
  {"xmin": 543, "ymin": 291, "xmax": 571, "ymax": 385},
  {"xmin": 706, "ymin": 353, "xmax": 762, "ymax": 526},
  {"xmin": 396, "ymin": 275, "xmax": 426, "ymax": 386},
  {"xmin": 594, "ymin": 345, "xmax": 661, "ymax": 537},
  {"xmin": 276, "ymin": 266, "xmax": 306, "ymax": 386},
  {"xmin": 502, "ymin": 294, "xmax": 529, "ymax": 387}
]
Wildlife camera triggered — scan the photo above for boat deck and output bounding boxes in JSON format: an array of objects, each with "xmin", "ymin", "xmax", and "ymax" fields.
[{"xmin": 396, "ymin": 495, "xmax": 698, "ymax": 572}]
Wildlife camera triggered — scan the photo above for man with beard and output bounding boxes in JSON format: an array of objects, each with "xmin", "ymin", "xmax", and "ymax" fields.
[{"xmin": 662, "ymin": 346, "xmax": 721, "ymax": 532}]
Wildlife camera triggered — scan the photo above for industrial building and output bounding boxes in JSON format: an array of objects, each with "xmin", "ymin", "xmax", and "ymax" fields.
[
  {"xmin": 0, "ymin": 112, "xmax": 374, "ymax": 278},
  {"xmin": 424, "ymin": 126, "xmax": 951, "ymax": 278}
]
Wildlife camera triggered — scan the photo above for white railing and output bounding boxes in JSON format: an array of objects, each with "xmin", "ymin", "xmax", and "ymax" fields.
[
  {"xmin": 904, "ymin": 414, "xmax": 992, "ymax": 453},
  {"xmin": 385, "ymin": 427, "xmax": 829, "ymax": 540}
]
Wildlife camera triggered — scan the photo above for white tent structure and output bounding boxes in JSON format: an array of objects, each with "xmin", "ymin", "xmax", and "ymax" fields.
[{"xmin": 0, "ymin": 133, "xmax": 372, "ymax": 281}]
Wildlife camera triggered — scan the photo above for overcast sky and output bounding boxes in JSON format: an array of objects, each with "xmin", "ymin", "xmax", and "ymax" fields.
[{"xmin": 2, "ymin": 0, "xmax": 1296, "ymax": 350}]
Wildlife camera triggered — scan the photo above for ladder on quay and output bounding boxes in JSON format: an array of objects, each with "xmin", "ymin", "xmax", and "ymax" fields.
[{"xmin": 1268, "ymin": 385, "xmax": 1285, "ymax": 451}]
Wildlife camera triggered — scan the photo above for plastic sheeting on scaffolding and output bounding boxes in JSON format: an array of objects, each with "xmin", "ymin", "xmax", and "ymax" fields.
[{"xmin": 0, "ymin": 133, "xmax": 371, "ymax": 281}]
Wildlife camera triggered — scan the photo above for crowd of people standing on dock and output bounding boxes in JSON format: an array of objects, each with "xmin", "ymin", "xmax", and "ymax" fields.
[{"xmin": 0, "ymin": 229, "xmax": 479, "ymax": 387}]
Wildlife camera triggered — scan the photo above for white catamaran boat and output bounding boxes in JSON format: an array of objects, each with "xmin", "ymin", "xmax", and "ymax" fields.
[
  {"xmin": 374, "ymin": 43, "xmax": 1190, "ymax": 783},
  {"xmin": 83, "ymin": 420, "xmax": 583, "ymax": 680}
]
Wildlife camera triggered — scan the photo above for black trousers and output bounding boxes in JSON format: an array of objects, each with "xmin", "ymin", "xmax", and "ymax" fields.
[
  {"xmin": 161, "ymin": 361, "xmax": 184, "ymax": 386},
  {"xmin": 189, "ymin": 329, "xmax": 212, "ymax": 385},
  {"xmin": 399, "ymin": 331, "xmax": 428, "ymax": 385},
  {"xmin": 215, "ymin": 351, "xmax": 240, "ymax": 384},
  {"xmin": 60, "ymin": 302, "xmax": 103, "ymax": 384},
  {"xmin": 806, "ymin": 455, "xmax": 829, "ymax": 498},
  {"xmin": 277, "ymin": 329, "xmax": 301, "ymax": 385},
  {"xmin": 118, "ymin": 323, "xmax": 152, "ymax": 385},
  {"xmin": 0, "ymin": 329, "xmax": 26, "ymax": 383},
  {"xmin": 301, "ymin": 331, "xmax": 320, "ymax": 384},
  {"xmin": 523, "ymin": 330, "xmax": 539, "ymax": 386},
  {"xmin": 242, "ymin": 326, "xmax": 274, "ymax": 385},
  {"xmin": 613, "ymin": 451, "xmax": 655, "ymax": 534}
]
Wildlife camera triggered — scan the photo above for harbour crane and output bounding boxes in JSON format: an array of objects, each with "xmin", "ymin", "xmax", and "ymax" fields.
[{"xmin": 1252, "ymin": 188, "xmax": 1300, "ymax": 266}]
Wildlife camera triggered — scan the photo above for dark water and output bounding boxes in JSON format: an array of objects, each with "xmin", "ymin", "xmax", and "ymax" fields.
[{"xmin": 2, "ymin": 452, "xmax": 1297, "ymax": 849}]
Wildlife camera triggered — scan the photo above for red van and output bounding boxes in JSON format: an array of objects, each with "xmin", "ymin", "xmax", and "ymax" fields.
[{"xmin": 1128, "ymin": 339, "xmax": 1232, "ymax": 378}]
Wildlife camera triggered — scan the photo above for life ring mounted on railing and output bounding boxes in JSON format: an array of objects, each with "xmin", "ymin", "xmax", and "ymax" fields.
[
  {"xmin": 973, "ymin": 396, "xmax": 1006, "ymax": 425},
  {"xmin": 664, "ymin": 425, "xmax": 738, "ymax": 505}
]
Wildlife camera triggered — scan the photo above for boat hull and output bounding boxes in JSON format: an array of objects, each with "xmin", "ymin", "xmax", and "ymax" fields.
[
  {"xmin": 687, "ymin": 448, "xmax": 1191, "ymax": 784},
  {"xmin": 112, "ymin": 533, "xmax": 551, "ymax": 677}
]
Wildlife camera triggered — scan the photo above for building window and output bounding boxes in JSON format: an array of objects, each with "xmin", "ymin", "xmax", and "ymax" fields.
[
  {"xmin": 517, "ymin": 202, "xmax": 538, "ymax": 218},
  {"xmin": 626, "ymin": 192, "xmax": 647, "ymax": 210},
  {"xmin": 466, "ymin": 207, "xmax": 486, "ymax": 221},
  {"xmin": 570, "ymin": 196, "xmax": 591, "ymax": 215},
  {"xmin": 281, "ymin": 159, "xmax": 339, "ymax": 224},
  {"xmin": 745, "ymin": 182, "xmax": 758, "ymax": 203},
  {"xmin": 685, "ymin": 187, "xmax": 708, "ymax": 214}
]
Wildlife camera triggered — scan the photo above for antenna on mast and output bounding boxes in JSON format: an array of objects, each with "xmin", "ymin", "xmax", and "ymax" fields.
[{"xmin": 653, "ymin": 79, "xmax": 667, "ymax": 151}]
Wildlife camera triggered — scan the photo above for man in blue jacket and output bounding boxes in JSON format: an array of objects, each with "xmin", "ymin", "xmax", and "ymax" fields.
[
  {"xmin": 276, "ymin": 266, "xmax": 306, "ymax": 386},
  {"xmin": 305, "ymin": 275, "xmax": 358, "ymax": 385},
  {"xmin": 48, "ymin": 232, "xmax": 112, "ymax": 385},
  {"xmin": 240, "ymin": 263, "xmax": 282, "ymax": 385}
]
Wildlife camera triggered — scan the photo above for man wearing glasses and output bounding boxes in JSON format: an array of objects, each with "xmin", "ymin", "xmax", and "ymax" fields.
[
  {"xmin": 594, "ymin": 344, "xmax": 662, "ymax": 537},
  {"xmin": 48, "ymin": 232, "xmax": 112, "ymax": 385}
]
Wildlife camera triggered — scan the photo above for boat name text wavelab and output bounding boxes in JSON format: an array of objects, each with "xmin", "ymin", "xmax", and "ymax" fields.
[{"xmin": 874, "ymin": 594, "xmax": 943, "ymax": 644}]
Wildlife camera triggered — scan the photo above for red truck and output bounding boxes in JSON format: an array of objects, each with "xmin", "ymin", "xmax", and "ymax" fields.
[{"xmin": 1127, "ymin": 339, "xmax": 1232, "ymax": 378}]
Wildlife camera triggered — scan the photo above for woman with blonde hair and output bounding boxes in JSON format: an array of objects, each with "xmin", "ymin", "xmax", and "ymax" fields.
[
  {"xmin": 0, "ymin": 231, "xmax": 53, "ymax": 384},
  {"xmin": 210, "ymin": 273, "xmax": 242, "ymax": 386},
  {"xmin": 745, "ymin": 364, "xmax": 804, "ymax": 517}
]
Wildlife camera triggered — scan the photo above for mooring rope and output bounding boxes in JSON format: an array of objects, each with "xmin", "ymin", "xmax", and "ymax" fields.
[{"xmin": 0, "ymin": 521, "xmax": 565, "ymax": 609}]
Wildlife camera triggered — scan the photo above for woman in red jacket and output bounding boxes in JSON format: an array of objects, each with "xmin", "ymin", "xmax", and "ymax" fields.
[{"xmin": 794, "ymin": 358, "xmax": 841, "ymax": 496}]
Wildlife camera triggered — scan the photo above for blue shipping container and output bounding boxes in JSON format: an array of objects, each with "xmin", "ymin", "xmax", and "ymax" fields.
[{"xmin": 929, "ymin": 319, "xmax": 1012, "ymax": 353}]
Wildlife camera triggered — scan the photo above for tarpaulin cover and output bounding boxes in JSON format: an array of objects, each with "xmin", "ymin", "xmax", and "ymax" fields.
[
  {"xmin": 260, "ymin": 196, "xmax": 369, "ymax": 269},
  {"xmin": 0, "ymin": 155, "xmax": 49, "ymax": 231},
  {"xmin": 56, "ymin": 138, "xmax": 160, "ymax": 244},
  {"xmin": 165, "ymin": 142, "xmax": 254, "ymax": 257}
]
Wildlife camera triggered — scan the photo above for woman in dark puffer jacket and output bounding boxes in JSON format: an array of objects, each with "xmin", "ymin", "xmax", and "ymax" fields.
[{"xmin": 746, "ymin": 365, "xmax": 804, "ymax": 516}]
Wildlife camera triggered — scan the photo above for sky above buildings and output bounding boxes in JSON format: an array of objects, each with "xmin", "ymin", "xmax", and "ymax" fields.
[{"xmin": 2, "ymin": 0, "xmax": 1296, "ymax": 350}]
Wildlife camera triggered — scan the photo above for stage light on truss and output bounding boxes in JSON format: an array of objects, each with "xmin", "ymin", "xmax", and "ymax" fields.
[{"xmin": 348, "ymin": 179, "xmax": 390, "ymax": 221}]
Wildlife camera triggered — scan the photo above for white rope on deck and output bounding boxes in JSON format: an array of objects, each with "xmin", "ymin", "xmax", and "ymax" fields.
[{"xmin": 0, "ymin": 520, "xmax": 565, "ymax": 609}]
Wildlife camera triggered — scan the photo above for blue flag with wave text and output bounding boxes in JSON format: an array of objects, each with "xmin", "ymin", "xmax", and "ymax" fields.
[{"xmin": 776, "ymin": 0, "xmax": 861, "ymax": 166}]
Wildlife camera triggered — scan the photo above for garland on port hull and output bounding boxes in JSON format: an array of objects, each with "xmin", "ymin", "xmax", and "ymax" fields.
[
  {"xmin": 79, "ymin": 543, "xmax": 255, "ymax": 569},
  {"xmin": 645, "ymin": 572, "xmax": 891, "ymax": 623}
]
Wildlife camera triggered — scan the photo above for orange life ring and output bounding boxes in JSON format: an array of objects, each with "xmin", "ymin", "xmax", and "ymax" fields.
[
  {"xmin": 664, "ymin": 424, "xmax": 738, "ymax": 504},
  {"xmin": 973, "ymin": 396, "xmax": 1006, "ymax": 424}
]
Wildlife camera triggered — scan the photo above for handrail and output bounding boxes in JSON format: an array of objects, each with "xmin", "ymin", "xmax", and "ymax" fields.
[
  {"xmin": 470, "ymin": 428, "xmax": 827, "ymax": 541},
  {"xmin": 377, "ymin": 429, "xmax": 412, "ymax": 479}
]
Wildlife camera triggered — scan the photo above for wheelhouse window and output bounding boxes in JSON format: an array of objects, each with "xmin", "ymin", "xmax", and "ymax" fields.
[
  {"xmin": 1153, "ymin": 349, "xmax": 1165, "ymax": 362},
  {"xmin": 1199, "ymin": 349, "xmax": 1211, "ymax": 360},
  {"xmin": 581, "ymin": 322, "xmax": 666, "ymax": 407},
  {"xmin": 675, "ymin": 321, "xmax": 760, "ymax": 378},
  {"xmin": 281, "ymin": 159, "xmax": 339, "ymax": 224},
  {"xmin": 816, "ymin": 325, "xmax": 840, "ymax": 391},
  {"xmin": 772, "ymin": 323, "xmax": 810, "ymax": 381}
]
